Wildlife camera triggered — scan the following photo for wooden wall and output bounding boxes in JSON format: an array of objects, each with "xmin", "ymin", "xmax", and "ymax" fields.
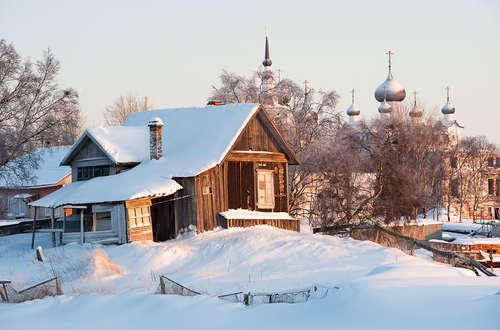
[
  {"xmin": 232, "ymin": 112, "xmax": 284, "ymax": 153},
  {"xmin": 194, "ymin": 166, "xmax": 225, "ymax": 233}
]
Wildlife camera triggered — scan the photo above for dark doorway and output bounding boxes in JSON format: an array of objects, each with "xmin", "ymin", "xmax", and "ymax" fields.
[
  {"xmin": 151, "ymin": 195, "xmax": 176, "ymax": 241},
  {"xmin": 495, "ymin": 208, "xmax": 499, "ymax": 220},
  {"xmin": 227, "ymin": 161, "xmax": 254, "ymax": 210}
]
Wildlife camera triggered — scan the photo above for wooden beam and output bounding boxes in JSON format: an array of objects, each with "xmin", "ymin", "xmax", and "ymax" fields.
[
  {"xmin": 31, "ymin": 207, "xmax": 37, "ymax": 249},
  {"xmin": 51, "ymin": 208, "xmax": 56, "ymax": 248},
  {"xmin": 125, "ymin": 198, "xmax": 152, "ymax": 209},
  {"xmin": 226, "ymin": 151, "xmax": 287, "ymax": 163}
]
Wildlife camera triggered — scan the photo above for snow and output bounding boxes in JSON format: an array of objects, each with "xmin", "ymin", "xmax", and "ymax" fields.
[
  {"xmin": 0, "ymin": 226, "xmax": 499, "ymax": 330},
  {"xmin": 31, "ymin": 104, "xmax": 260, "ymax": 207},
  {"xmin": 61, "ymin": 126, "xmax": 149, "ymax": 165},
  {"xmin": 220, "ymin": 209, "xmax": 295, "ymax": 220},
  {"xmin": 30, "ymin": 159, "xmax": 183, "ymax": 207},
  {"xmin": 0, "ymin": 146, "xmax": 71, "ymax": 187}
]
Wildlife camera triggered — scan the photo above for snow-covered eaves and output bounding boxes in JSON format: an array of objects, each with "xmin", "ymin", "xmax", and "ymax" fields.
[
  {"xmin": 30, "ymin": 159, "xmax": 183, "ymax": 208},
  {"xmin": 0, "ymin": 146, "xmax": 72, "ymax": 188},
  {"xmin": 60, "ymin": 126, "xmax": 149, "ymax": 166},
  {"xmin": 220, "ymin": 209, "xmax": 295, "ymax": 220}
]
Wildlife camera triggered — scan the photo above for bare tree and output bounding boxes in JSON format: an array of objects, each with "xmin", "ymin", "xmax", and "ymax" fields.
[
  {"xmin": 103, "ymin": 93, "xmax": 153, "ymax": 125},
  {"xmin": 460, "ymin": 136, "xmax": 496, "ymax": 222},
  {"xmin": 0, "ymin": 39, "xmax": 81, "ymax": 184}
]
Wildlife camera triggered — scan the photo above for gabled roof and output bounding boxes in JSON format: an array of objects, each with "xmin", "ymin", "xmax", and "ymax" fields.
[
  {"xmin": 0, "ymin": 146, "xmax": 72, "ymax": 188},
  {"xmin": 60, "ymin": 126, "xmax": 149, "ymax": 166}
]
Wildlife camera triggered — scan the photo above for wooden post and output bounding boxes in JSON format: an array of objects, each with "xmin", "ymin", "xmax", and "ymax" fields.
[
  {"xmin": 0, "ymin": 283, "xmax": 8, "ymax": 302},
  {"xmin": 160, "ymin": 276, "xmax": 166, "ymax": 294},
  {"xmin": 31, "ymin": 207, "xmax": 37, "ymax": 249},
  {"xmin": 63, "ymin": 209, "xmax": 67, "ymax": 232},
  {"xmin": 55, "ymin": 277, "xmax": 63, "ymax": 295},
  {"xmin": 80, "ymin": 209, "xmax": 84, "ymax": 244},
  {"xmin": 51, "ymin": 208, "xmax": 56, "ymax": 248},
  {"xmin": 93, "ymin": 212, "xmax": 97, "ymax": 232}
]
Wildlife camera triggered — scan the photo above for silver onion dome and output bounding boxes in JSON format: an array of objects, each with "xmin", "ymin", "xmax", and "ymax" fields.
[
  {"xmin": 374, "ymin": 51, "xmax": 406, "ymax": 102},
  {"xmin": 378, "ymin": 100, "xmax": 392, "ymax": 114},
  {"xmin": 346, "ymin": 104, "xmax": 360, "ymax": 116},
  {"xmin": 409, "ymin": 91, "xmax": 423, "ymax": 118},
  {"xmin": 378, "ymin": 85, "xmax": 392, "ymax": 114},
  {"xmin": 346, "ymin": 89, "xmax": 360, "ymax": 116},
  {"xmin": 441, "ymin": 87, "xmax": 455, "ymax": 115}
]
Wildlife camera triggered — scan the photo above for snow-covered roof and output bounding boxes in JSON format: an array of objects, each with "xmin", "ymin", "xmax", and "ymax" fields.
[
  {"xmin": 122, "ymin": 103, "xmax": 261, "ymax": 176},
  {"xmin": 30, "ymin": 160, "xmax": 183, "ymax": 207},
  {"xmin": 31, "ymin": 104, "xmax": 261, "ymax": 207},
  {"xmin": 0, "ymin": 146, "xmax": 71, "ymax": 188},
  {"xmin": 60, "ymin": 126, "xmax": 149, "ymax": 165}
]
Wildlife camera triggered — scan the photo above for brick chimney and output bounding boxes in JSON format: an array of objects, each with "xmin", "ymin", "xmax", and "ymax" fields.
[{"xmin": 148, "ymin": 117, "xmax": 164, "ymax": 160}]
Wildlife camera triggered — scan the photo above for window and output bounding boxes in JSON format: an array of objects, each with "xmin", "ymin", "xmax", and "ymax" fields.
[
  {"xmin": 127, "ymin": 207, "xmax": 151, "ymax": 228},
  {"xmin": 451, "ymin": 179, "xmax": 459, "ymax": 197},
  {"xmin": 496, "ymin": 158, "xmax": 500, "ymax": 168},
  {"xmin": 487, "ymin": 157, "xmax": 494, "ymax": 167},
  {"xmin": 450, "ymin": 157, "xmax": 457, "ymax": 168},
  {"xmin": 257, "ymin": 169, "xmax": 275, "ymax": 209},
  {"xmin": 202, "ymin": 186, "xmax": 212, "ymax": 195},
  {"xmin": 94, "ymin": 211, "xmax": 112, "ymax": 231},
  {"xmin": 488, "ymin": 179, "xmax": 494, "ymax": 195},
  {"xmin": 7, "ymin": 197, "xmax": 15, "ymax": 216},
  {"xmin": 77, "ymin": 166, "xmax": 110, "ymax": 181}
]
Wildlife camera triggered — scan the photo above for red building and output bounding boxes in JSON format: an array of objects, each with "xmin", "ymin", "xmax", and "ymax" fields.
[{"xmin": 0, "ymin": 146, "xmax": 71, "ymax": 220}]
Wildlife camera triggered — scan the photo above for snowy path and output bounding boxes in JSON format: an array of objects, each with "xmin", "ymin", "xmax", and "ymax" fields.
[{"xmin": 0, "ymin": 226, "xmax": 499, "ymax": 330}]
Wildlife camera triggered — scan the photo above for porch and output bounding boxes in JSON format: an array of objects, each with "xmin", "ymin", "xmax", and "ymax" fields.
[{"xmin": 217, "ymin": 209, "xmax": 300, "ymax": 232}]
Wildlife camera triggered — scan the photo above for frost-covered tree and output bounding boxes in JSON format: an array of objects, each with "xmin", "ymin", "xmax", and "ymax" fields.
[{"xmin": 0, "ymin": 39, "xmax": 81, "ymax": 184}]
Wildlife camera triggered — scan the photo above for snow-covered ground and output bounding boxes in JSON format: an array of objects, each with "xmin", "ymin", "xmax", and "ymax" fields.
[{"xmin": 0, "ymin": 226, "xmax": 499, "ymax": 330}]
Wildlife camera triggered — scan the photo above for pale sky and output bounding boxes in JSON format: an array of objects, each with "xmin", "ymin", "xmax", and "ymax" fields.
[{"xmin": 1, "ymin": 0, "xmax": 499, "ymax": 144}]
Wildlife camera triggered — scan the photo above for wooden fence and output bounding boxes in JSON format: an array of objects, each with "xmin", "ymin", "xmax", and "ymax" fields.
[{"xmin": 315, "ymin": 222, "xmax": 496, "ymax": 277}]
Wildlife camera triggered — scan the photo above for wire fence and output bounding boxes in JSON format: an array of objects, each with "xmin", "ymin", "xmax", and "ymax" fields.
[
  {"xmin": 0, "ymin": 276, "xmax": 63, "ymax": 303},
  {"xmin": 158, "ymin": 275, "xmax": 335, "ymax": 305}
]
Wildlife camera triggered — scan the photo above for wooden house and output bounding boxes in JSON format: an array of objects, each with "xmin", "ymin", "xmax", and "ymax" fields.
[{"xmin": 30, "ymin": 104, "xmax": 300, "ymax": 244}]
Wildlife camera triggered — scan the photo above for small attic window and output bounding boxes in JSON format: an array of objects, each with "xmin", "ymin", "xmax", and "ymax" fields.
[{"xmin": 202, "ymin": 186, "xmax": 212, "ymax": 195}]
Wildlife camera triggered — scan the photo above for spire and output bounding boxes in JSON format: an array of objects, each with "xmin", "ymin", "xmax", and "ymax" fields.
[
  {"xmin": 386, "ymin": 50, "xmax": 394, "ymax": 77},
  {"xmin": 346, "ymin": 88, "xmax": 361, "ymax": 117},
  {"xmin": 262, "ymin": 25, "xmax": 272, "ymax": 67}
]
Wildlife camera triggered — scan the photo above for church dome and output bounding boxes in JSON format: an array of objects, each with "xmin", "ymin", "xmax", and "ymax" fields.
[
  {"xmin": 346, "ymin": 104, "xmax": 360, "ymax": 116},
  {"xmin": 441, "ymin": 87, "xmax": 455, "ymax": 115},
  {"xmin": 374, "ymin": 74, "xmax": 406, "ymax": 102},
  {"xmin": 441, "ymin": 101, "xmax": 455, "ymax": 115},
  {"xmin": 409, "ymin": 91, "xmax": 423, "ymax": 118},
  {"xmin": 378, "ymin": 100, "xmax": 392, "ymax": 114},
  {"xmin": 346, "ymin": 89, "xmax": 360, "ymax": 116}
]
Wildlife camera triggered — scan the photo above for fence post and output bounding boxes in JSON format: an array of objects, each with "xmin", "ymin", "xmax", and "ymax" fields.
[
  {"xmin": 55, "ymin": 277, "xmax": 63, "ymax": 295},
  {"xmin": 160, "ymin": 276, "xmax": 166, "ymax": 295},
  {"xmin": 243, "ymin": 293, "xmax": 249, "ymax": 306}
]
